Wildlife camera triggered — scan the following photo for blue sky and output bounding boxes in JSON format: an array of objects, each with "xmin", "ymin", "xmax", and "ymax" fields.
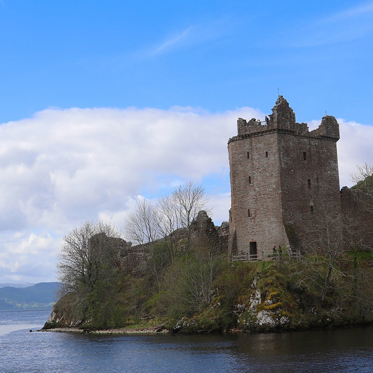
[
  {"xmin": 1, "ymin": 0, "xmax": 373, "ymax": 123},
  {"xmin": 0, "ymin": 0, "xmax": 373, "ymax": 283}
]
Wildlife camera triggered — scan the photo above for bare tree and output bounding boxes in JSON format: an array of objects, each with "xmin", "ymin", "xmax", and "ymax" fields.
[
  {"xmin": 350, "ymin": 163, "xmax": 373, "ymax": 186},
  {"xmin": 125, "ymin": 182, "xmax": 210, "ymax": 252},
  {"xmin": 124, "ymin": 182, "xmax": 211, "ymax": 288},
  {"xmin": 125, "ymin": 198, "xmax": 164, "ymax": 284},
  {"xmin": 172, "ymin": 181, "xmax": 210, "ymax": 250},
  {"xmin": 157, "ymin": 194, "xmax": 181, "ymax": 238},
  {"xmin": 125, "ymin": 198, "xmax": 161, "ymax": 247},
  {"xmin": 156, "ymin": 195, "xmax": 182, "ymax": 262}
]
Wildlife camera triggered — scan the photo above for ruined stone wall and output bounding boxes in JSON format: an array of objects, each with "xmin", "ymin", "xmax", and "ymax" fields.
[
  {"xmin": 190, "ymin": 210, "xmax": 228, "ymax": 255},
  {"xmin": 89, "ymin": 233, "xmax": 146, "ymax": 275},
  {"xmin": 341, "ymin": 187, "xmax": 373, "ymax": 250}
]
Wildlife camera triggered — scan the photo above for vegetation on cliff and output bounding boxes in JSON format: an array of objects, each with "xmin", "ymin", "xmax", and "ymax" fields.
[
  {"xmin": 44, "ymin": 176, "xmax": 373, "ymax": 333},
  {"xmin": 44, "ymin": 243, "xmax": 373, "ymax": 333}
]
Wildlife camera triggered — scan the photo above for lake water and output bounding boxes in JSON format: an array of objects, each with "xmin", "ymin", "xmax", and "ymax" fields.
[{"xmin": 1, "ymin": 309, "xmax": 373, "ymax": 372}]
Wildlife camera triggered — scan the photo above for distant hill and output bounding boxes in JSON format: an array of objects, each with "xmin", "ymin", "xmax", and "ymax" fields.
[
  {"xmin": 0, "ymin": 283, "xmax": 34, "ymax": 288},
  {"xmin": 0, "ymin": 282, "xmax": 61, "ymax": 310}
]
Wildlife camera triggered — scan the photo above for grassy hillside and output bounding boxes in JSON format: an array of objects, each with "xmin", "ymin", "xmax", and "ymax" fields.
[{"xmin": 0, "ymin": 282, "xmax": 60, "ymax": 310}]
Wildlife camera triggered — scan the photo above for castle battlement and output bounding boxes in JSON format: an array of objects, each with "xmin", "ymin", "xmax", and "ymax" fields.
[{"xmin": 230, "ymin": 96, "xmax": 339, "ymax": 142}]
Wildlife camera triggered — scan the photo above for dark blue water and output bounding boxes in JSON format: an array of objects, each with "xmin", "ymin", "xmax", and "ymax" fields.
[{"xmin": 1, "ymin": 309, "xmax": 373, "ymax": 372}]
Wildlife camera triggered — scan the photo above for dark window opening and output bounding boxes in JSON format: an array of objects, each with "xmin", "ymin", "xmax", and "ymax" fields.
[
  {"xmin": 248, "ymin": 209, "xmax": 251, "ymax": 217},
  {"xmin": 247, "ymin": 152, "xmax": 250, "ymax": 159},
  {"xmin": 303, "ymin": 152, "xmax": 307, "ymax": 160},
  {"xmin": 250, "ymin": 242, "xmax": 257, "ymax": 257},
  {"xmin": 310, "ymin": 205, "xmax": 314, "ymax": 213},
  {"xmin": 249, "ymin": 176, "xmax": 251, "ymax": 184},
  {"xmin": 308, "ymin": 179, "xmax": 311, "ymax": 188},
  {"xmin": 265, "ymin": 151, "xmax": 268, "ymax": 158}
]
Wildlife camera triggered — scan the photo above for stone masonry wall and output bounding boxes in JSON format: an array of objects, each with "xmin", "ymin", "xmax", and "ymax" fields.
[
  {"xmin": 228, "ymin": 127, "xmax": 289, "ymax": 258},
  {"xmin": 341, "ymin": 187, "xmax": 373, "ymax": 250},
  {"xmin": 278, "ymin": 133, "xmax": 341, "ymax": 252}
]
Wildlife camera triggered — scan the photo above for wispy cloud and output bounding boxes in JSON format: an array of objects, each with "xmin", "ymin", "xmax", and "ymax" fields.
[
  {"xmin": 147, "ymin": 18, "xmax": 230, "ymax": 57},
  {"xmin": 286, "ymin": 1, "xmax": 373, "ymax": 47},
  {"xmin": 152, "ymin": 27, "xmax": 194, "ymax": 55},
  {"xmin": 326, "ymin": 1, "xmax": 373, "ymax": 22}
]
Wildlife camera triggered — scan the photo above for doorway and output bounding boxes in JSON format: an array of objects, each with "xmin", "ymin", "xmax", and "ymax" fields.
[{"xmin": 249, "ymin": 241, "xmax": 257, "ymax": 259}]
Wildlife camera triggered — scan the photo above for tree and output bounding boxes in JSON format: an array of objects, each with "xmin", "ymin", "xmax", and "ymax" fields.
[
  {"xmin": 125, "ymin": 198, "xmax": 164, "ymax": 285},
  {"xmin": 158, "ymin": 250, "xmax": 223, "ymax": 319},
  {"xmin": 125, "ymin": 181, "xmax": 210, "ymax": 262},
  {"xmin": 350, "ymin": 163, "xmax": 373, "ymax": 190},
  {"xmin": 125, "ymin": 198, "xmax": 161, "ymax": 248},
  {"xmin": 172, "ymin": 181, "xmax": 210, "ymax": 251},
  {"xmin": 157, "ymin": 194, "xmax": 182, "ymax": 258},
  {"xmin": 57, "ymin": 221, "xmax": 121, "ymax": 321}
]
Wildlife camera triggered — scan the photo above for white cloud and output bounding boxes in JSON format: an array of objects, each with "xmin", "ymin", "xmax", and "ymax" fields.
[
  {"xmin": 0, "ymin": 105, "xmax": 261, "ymax": 283},
  {"xmin": 0, "ymin": 105, "xmax": 371, "ymax": 283},
  {"xmin": 338, "ymin": 119, "xmax": 373, "ymax": 187}
]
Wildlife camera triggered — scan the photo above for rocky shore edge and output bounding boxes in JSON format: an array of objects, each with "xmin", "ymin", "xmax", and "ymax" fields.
[{"xmin": 41, "ymin": 326, "xmax": 170, "ymax": 335}]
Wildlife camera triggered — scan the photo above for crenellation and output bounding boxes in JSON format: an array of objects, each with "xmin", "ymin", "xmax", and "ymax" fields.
[
  {"xmin": 237, "ymin": 117, "xmax": 268, "ymax": 137},
  {"xmin": 295, "ymin": 122, "xmax": 309, "ymax": 134},
  {"xmin": 311, "ymin": 115, "xmax": 340, "ymax": 140},
  {"xmin": 233, "ymin": 97, "xmax": 338, "ymax": 145}
]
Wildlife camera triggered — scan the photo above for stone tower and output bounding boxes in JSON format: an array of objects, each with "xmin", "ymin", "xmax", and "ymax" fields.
[{"xmin": 228, "ymin": 96, "xmax": 341, "ymax": 259}]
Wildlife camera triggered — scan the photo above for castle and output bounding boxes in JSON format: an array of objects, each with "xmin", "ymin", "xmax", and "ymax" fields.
[
  {"xmin": 228, "ymin": 96, "xmax": 373, "ymax": 259},
  {"xmin": 88, "ymin": 96, "xmax": 372, "ymax": 271}
]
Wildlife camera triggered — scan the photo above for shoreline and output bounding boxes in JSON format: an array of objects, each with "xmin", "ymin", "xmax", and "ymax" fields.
[
  {"xmin": 41, "ymin": 321, "xmax": 373, "ymax": 336},
  {"xmin": 41, "ymin": 326, "xmax": 170, "ymax": 335}
]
